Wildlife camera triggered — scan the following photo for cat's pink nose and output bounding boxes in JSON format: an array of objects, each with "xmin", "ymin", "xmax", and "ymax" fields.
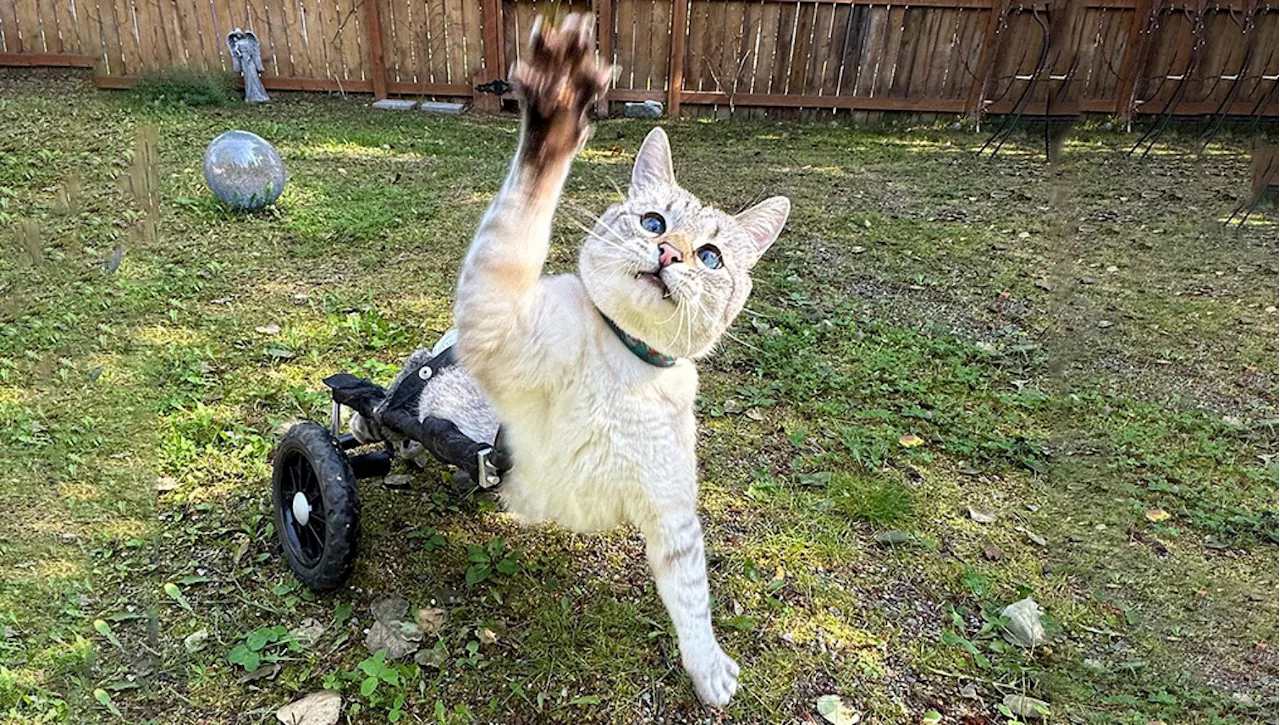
[{"xmin": 657, "ymin": 241, "xmax": 683, "ymax": 268}]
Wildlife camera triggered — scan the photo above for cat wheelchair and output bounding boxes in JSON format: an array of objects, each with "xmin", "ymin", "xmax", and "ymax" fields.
[{"xmin": 270, "ymin": 344, "xmax": 510, "ymax": 591}]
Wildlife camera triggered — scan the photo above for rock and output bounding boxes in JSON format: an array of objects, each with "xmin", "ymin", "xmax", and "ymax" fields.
[
  {"xmin": 1003, "ymin": 694, "xmax": 1050, "ymax": 719},
  {"xmin": 959, "ymin": 683, "xmax": 978, "ymax": 699},
  {"xmin": 816, "ymin": 694, "xmax": 861, "ymax": 725},
  {"xmin": 1080, "ymin": 276, "xmax": 1097, "ymax": 285},
  {"xmin": 875, "ymin": 530, "xmax": 911, "ymax": 546},
  {"xmin": 624, "ymin": 100, "xmax": 664, "ymax": 118},
  {"xmin": 382, "ymin": 473, "xmax": 413, "ymax": 490},
  {"xmin": 276, "ymin": 691, "xmax": 342, "ymax": 725},
  {"xmin": 982, "ymin": 544, "xmax": 1003, "ymax": 561},
  {"xmin": 851, "ymin": 246, "xmax": 866, "ymax": 254},
  {"xmin": 1001, "ymin": 597, "xmax": 1045, "ymax": 648},
  {"xmin": 183, "ymin": 628, "xmax": 209, "ymax": 653},
  {"xmin": 372, "ymin": 99, "xmax": 417, "ymax": 111},
  {"xmin": 255, "ymin": 323, "xmax": 281, "ymax": 335},
  {"xmin": 418, "ymin": 101, "xmax": 464, "ymax": 115}
]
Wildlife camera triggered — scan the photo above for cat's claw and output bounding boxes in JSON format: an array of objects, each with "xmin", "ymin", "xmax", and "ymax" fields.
[
  {"xmin": 684, "ymin": 645, "xmax": 740, "ymax": 707},
  {"xmin": 512, "ymin": 14, "xmax": 614, "ymax": 170}
]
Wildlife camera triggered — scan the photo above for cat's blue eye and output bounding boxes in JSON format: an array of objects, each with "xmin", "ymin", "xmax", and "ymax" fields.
[
  {"xmin": 640, "ymin": 212, "xmax": 666, "ymax": 235},
  {"xmin": 696, "ymin": 245, "xmax": 723, "ymax": 270}
]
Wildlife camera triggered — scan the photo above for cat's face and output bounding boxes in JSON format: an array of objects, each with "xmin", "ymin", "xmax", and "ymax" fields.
[{"xmin": 579, "ymin": 128, "xmax": 789, "ymax": 359}]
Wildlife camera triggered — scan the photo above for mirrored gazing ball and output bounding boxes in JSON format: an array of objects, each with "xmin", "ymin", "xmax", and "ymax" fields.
[{"xmin": 203, "ymin": 130, "xmax": 287, "ymax": 210}]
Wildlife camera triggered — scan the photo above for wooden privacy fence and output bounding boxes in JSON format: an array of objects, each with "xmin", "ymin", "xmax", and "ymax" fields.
[{"xmin": 0, "ymin": 0, "xmax": 1275, "ymax": 119}]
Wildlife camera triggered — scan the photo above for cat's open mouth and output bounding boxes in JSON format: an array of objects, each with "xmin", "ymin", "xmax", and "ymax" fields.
[{"xmin": 635, "ymin": 271, "xmax": 672, "ymax": 299}]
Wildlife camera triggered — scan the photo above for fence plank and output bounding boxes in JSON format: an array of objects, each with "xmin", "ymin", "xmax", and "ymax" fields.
[
  {"xmin": 361, "ymin": 0, "xmax": 387, "ymax": 94},
  {"xmin": 668, "ymin": 0, "xmax": 688, "ymax": 110}
]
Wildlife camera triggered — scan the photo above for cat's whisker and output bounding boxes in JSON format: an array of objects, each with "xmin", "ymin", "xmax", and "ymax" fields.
[
  {"xmin": 565, "ymin": 203, "xmax": 631, "ymax": 247},
  {"xmin": 724, "ymin": 330, "xmax": 761, "ymax": 352}
]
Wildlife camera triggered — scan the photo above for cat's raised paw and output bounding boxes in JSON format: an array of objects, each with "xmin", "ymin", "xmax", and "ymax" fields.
[
  {"xmin": 684, "ymin": 645, "xmax": 740, "ymax": 707},
  {"xmin": 512, "ymin": 14, "xmax": 613, "ymax": 171}
]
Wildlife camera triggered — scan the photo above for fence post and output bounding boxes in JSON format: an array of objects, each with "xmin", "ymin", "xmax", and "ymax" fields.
[
  {"xmin": 596, "ymin": 0, "xmax": 613, "ymax": 115},
  {"xmin": 360, "ymin": 0, "xmax": 388, "ymax": 99},
  {"xmin": 668, "ymin": 0, "xmax": 688, "ymax": 116},
  {"xmin": 966, "ymin": 0, "xmax": 1006, "ymax": 121},
  {"xmin": 1115, "ymin": 0, "xmax": 1155, "ymax": 122}
]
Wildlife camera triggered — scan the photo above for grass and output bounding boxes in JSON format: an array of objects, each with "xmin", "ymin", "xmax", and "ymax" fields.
[{"xmin": 0, "ymin": 69, "xmax": 1276, "ymax": 724}]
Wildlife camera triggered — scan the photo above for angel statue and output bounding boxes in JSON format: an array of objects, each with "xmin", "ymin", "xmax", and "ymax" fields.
[{"xmin": 227, "ymin": 29, "xmax": 269, "ymax": 103}]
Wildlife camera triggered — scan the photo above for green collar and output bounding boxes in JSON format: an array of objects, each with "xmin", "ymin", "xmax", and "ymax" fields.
[{"xmin": 601, "ymin": 314, "xmax": 677, "ymax": 368}]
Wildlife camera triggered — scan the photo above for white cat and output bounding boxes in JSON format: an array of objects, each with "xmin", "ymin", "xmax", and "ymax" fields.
[{"xmin": 407, "ymin": 16, "xmax": 788, "ymax": 706}]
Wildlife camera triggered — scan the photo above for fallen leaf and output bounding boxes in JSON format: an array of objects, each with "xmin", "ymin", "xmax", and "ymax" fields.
[
  {"xmin": 364, "ymin": 619, "xmax": 421, "ymax": 659},
  {"xmin": 1016, "ymin": 526, "xmax": 1048, "ymax": 547},
  {"xmin": 183, "ymin": 629, "xmax": 209, "ymax": 653},
  {"xmin": 276, "ymin": 691, "xmax": 342, "ymax": 725},
  {"xmin": 816, "ymin": 694, "xmax": 861, "ymax": 725},
  {"xmin": 982, "ymin": 544, "xmax": 1003, "ymax": 561},
  {"xmin": 289, "ymin": 619, "xmax": 325, "ymax": 650},
  {"xmin": 898, "ymin": 434, "xmax": 924, "ymax": 448},
  {"xmin": 370, "ymin": 597, "xmax": 409, "ymax": 624},
  {"xmin": 478, "ymin": 627, "xmax": 498, "ymax": 645},
  {"xmin": 155, "ymin": 477, "xmax": 179, "ymax": 492},
  {"xmin": 256, "ymin": 323, "xmax": 282, "ymax": 335},
  {"xmin": 1002, "ymin": 694, "xmax": 1050, "ymax": 720},
  {"xmin": 93, "ymin": 619, "xmax": 122, "ymax": 649},
  {"xmin": 416, "ymin": 607, "xmax": 446, "ymax": 634},
  {"xmin": 238, "ymin": 663, "xmax": 282, "ymax": 684},
  {"xmin": 414, "ymin": 646, "xmax": 448, "ymax": 668},
  {"xmin": 968, "ymin": 507, "xmax": 997, "ymax": 524},
  {"xmin": 163, "ymin": 583, "xmax": 193, "ymax": 612},
  {"xmin": 959, "ymin": 683, "xmax": 978, "ymax": 699},
  {"xmin": 745, "ymin": 408, "xmax": 765, "ymax": 421},
  {"xmin": 1145, "ymin": 508, "xmax": 1170, "ymax": 523},
  {"xmin": 1001, "ymin": 597, "xmax": 1046, "ymax": 648},
  {"xmin": 723, "ymin": 399, "xmax": 743, "ymax": 414}
]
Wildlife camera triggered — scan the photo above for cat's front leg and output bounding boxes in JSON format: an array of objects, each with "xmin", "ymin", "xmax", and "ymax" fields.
[
  {"xmin": 510, "ymin": 14, "xmax": 613, "ymax": 186},
  {"xmin": 642, "ymin": 508, "xmax": 739, "ymax": 706},
  {"xmin": 455, "ymin": 15, "xmax": 611, "ymax": 389}
]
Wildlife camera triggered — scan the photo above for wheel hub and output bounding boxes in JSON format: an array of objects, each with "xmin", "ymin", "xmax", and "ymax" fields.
[{"xmin": 291, "ymin": 491, "xmax": 311, "ymax": 527}]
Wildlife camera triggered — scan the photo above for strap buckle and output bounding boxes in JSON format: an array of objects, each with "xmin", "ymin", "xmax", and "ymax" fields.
[{"xmin": 476, "ymin": 447, "xmax": 502, "ymax": 489}]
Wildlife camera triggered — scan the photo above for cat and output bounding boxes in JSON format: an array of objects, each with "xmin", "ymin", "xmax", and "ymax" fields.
[{"xmin": 370, "ymin": 16, "xmax": 789, "ymax": 706}]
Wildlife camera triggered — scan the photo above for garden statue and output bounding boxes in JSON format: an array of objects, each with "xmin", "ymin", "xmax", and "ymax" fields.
[
  {"xmin": 203, "ymin": 130, "xmax": 286, "ymax": 210},
  {"xmin": 227, "ymin": 29, "xmax": 269, "ymax": 103}
]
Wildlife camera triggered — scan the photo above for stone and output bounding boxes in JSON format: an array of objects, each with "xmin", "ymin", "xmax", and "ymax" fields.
[
  {"xmin": 875, "ymin": 530, "xmax": 911, "ymax": 546},
  {"xmin": 418, "ymin": 101, "xmax": 464, "ymax": 115},
  {"xmin": 624, "ymin": 100, "xmax": 664, "ymax": 119},
  {"xmin": 372, "ymin": 99, "xmax": 418, "ymax": 111}
]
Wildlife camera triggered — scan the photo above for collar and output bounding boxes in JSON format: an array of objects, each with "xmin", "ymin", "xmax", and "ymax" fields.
[{"xmin": 600, "ymin": 313, "xmax": 677, "ymax": 368}]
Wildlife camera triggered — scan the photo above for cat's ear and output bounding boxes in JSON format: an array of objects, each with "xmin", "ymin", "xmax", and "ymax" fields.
[
  {"xmin": 735, "ymin": 196, "xmax": 790, "ymax": 263},
  {"xmin": 630, "ymin": 127, "xmax": 675, "ymax": 193}
]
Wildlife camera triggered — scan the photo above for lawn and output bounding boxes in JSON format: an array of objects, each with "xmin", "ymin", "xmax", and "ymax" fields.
[{"xmin": 0, "ymin": 69, "xmax": 1276, "ymax": 724}]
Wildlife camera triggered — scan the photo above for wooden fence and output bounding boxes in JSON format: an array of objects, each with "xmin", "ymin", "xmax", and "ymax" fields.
[{"xmin": 0, "ymin": 0, "xmax": 1275, "ymax": 119}]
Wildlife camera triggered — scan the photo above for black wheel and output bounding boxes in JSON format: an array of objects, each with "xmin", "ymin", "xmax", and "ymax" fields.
[{"xmin": 272, "ymin": 422, "xmax": 360, "ymax": 592}]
